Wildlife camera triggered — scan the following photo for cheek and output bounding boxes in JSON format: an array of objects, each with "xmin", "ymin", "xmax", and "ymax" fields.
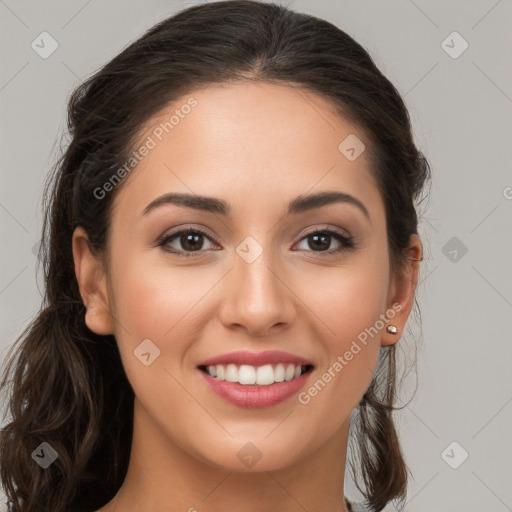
[
  {"xmin": 109, "ymin": 235, "xmax": 221, "ymax": 330},
  {"xmin": 106, "ymin": 251, "xmax": 195, "ymax": 364},
  {"xmin": 292, "ymin": 258, "xmax": 389, "ymax": 421},
  {"xmin": 105, "ymin": 257, "xmax": 213, "ymax": 428},
  {"xmin": 302, "ymin": 255, "xmax": 389, "ymax": 348}
]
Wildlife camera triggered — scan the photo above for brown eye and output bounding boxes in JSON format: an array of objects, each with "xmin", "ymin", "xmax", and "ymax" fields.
[
  {"xmin": 295, "ymin": 228, "xmax": 355, "ymax": 254},
  {"xmin": 158, "ymin": 228, "xmax": 216, "ymax": 257}
]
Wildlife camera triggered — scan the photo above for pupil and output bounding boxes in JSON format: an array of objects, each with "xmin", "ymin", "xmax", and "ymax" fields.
[
  {"xmin": 310, "ymin": 233, "xmax": 329, "ymax": 251},
  {"xmin": 182, "ymin": 233, "xmax": 202, "ymax": 251}
]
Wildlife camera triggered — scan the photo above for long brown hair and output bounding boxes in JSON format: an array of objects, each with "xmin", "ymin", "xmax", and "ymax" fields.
[{"xmin": 0, "ymin": 1, "xmax": 431, "ymax": 511}]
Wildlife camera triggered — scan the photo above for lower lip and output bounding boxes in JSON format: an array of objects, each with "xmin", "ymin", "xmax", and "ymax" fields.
[{"xmin": 198, "ymin": 369, "xmax": 313, "ymax": 408}]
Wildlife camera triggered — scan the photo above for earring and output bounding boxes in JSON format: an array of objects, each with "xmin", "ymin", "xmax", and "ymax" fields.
[{"xmin": 386, "ymin": 325, "xmax": 398, "ymax": 335}]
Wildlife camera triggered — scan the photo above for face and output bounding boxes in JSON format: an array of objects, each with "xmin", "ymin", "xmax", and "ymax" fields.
[{"xmin": 74, "ymin": 81, "xmax": 419, "ymax": 473}]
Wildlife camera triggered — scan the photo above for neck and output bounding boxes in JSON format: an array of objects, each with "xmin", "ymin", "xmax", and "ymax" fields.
[{"xmin": 99, "ymin": 398, "xmax": 351, "ymax": 512}]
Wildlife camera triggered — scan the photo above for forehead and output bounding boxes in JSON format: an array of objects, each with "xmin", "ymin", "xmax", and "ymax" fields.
[{"xmin": 112, "ymin": 81, "xmax": 383, "ymax": 221}]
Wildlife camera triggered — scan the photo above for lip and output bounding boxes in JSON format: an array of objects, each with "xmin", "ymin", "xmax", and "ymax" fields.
[
  {"xmin": 198, "ymin": 367, "xmax": 314, "ymax": 408},
  {"xmin": 197, "ymin": 350, "xmax": 314, "ymax": 368},
  {"xmin": 197, "ymin": 350, "xmax": 315, "ymax": 408}
]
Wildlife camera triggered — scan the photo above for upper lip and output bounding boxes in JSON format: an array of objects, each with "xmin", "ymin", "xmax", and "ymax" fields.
[{"xmin": 197, "ymin": 350, "xmax": 314, "ymax": 368}]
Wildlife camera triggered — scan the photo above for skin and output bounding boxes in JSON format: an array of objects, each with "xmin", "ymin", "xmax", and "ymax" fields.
[{"xmin": 72, "ymin": 81, "xmax": 421, "ymax": 512}]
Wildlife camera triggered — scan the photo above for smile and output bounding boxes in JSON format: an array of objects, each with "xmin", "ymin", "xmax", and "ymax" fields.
[
  {"xmin": 196, "ymin": 349, "xmax": 315, "ymax": 407},
  {"xmin": 198, "ymin": 363, "xmax": 314, "ymax": 386}
]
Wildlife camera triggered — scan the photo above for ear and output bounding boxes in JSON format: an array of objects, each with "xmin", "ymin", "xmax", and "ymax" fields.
[
  {"xmin": 72, "ymin": 226, "xmax": 114, "ymax": 335},
  {"xmin": 381, "ymin": 234, "xmax": 422, "ymax": 346}
]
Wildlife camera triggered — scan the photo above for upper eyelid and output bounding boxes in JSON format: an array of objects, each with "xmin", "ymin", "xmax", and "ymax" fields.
[
  {"xmin": 300, "ymin": 224, "xmax": 351, "ymax": 239},
  {"xmin": 160, "ymin": 225, "xmax": 218, "ymax": 245}
]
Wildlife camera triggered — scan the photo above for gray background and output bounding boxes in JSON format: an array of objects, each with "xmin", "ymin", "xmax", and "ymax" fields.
[{"xmin": 1, "ymin": 1, "xmax": 511, "ymax": 511}]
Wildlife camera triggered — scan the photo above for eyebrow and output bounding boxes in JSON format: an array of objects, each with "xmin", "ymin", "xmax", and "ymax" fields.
[{"xmin": 142, "ymin": 190, "xmax": 370, "ymax": 220}]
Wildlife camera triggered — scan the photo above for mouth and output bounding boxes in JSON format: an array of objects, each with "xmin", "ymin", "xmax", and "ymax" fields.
[
  {"xmin": 196, "ymin": 350, "xmax": 315, "ymax": 407},
  {"xmin": 198, "ymin": 363, "xmax": 314, "ymax": 386}
]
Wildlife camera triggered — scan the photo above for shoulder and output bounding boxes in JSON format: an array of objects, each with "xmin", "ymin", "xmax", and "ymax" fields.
[
  {"xmin": 346, "ymin": 498, "xmax": 373, "ymax": 512},
  {"xmin": 346, "ymin": 497, "xmax": 397, "ymax": 512},
  {"xmin": 65, "ymin": 507, "xmax": 98, "ymax": 512}
]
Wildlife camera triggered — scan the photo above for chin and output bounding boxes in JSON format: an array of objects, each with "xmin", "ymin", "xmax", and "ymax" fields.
[{"xmin": 192, "ymin": 435, "xmax": 310, "ymax": 473}]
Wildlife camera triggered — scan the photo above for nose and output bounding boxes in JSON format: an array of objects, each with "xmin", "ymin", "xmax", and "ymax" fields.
[{"xmin": 218, "ymin": 249, "xmax": 296, "ymax": 337}]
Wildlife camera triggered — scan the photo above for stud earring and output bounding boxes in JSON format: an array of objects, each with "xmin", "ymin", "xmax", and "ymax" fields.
[{"xmin": 386, "ymin": 325, "xmax": 398, "ymax": 335}]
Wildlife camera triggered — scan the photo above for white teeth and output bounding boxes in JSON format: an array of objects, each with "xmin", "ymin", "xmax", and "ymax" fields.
[
  {"xmin": 225, "ymin": 364, "xmax": 238, "ymax": 383},
  {"xmin": 284, "ymin": 364, "xmax": 295, "ymax": 381},
  {"xmin": 256, "ymin": 364, "xmax": 274, "ymax": 385},
  {"xmin": 204, "ymin": 363, "xmax": 309, "ymax": 386},
  {"xmin": 274, "ymin": 363, "xmax": 285, "ymax": 382},
  {"xmin": 239, "ymin": 365, "xmax": 256, "ymax": 384}
]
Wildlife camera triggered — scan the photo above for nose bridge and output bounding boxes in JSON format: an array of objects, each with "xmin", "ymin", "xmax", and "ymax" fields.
[
  {"xmin": 219, "ymin": 236, "xmax": 295, "ymax": 334},
  {"xmin": 237, "ymin": 247, "xmax": 279, "ymax": 303}
]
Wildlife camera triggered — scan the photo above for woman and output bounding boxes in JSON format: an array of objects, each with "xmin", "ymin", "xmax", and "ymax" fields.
[{"xmin": 0, "ymin": 1, "xmax": 430, "ymax": 511}]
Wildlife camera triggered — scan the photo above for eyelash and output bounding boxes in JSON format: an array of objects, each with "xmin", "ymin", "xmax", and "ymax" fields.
[{"xmin": 156, "ymin": 226, "xmax": 356, "ymax": 258}]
